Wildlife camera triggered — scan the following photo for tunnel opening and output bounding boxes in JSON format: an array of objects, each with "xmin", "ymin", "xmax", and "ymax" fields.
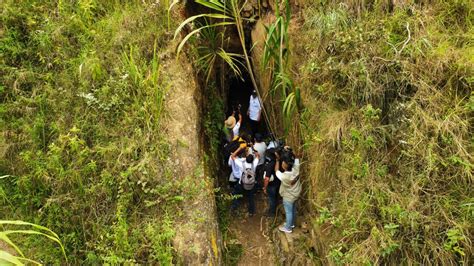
[
  {"xmin": 225, "ymin": 71, "xmax": 269, "ymax": 140},
  {"xmin": 183, "ymin": 1, "xmax": 279, "ymax": 263}
]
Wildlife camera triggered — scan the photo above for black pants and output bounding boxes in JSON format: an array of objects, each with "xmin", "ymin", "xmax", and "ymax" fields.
[
  {"xmin": 249, "ymin": 119, "xmax": 260, "ymax": 138},
  {"xmin": 231, "ymin": 183, "xmax": 256, "ymax": 214},
  {"xmin": 267, "ymin": 184, "xmax": 278, "ymax": 216},
  {"xmin": 255, "ymin": 164, "xmax": 264, "ymax": 189}
]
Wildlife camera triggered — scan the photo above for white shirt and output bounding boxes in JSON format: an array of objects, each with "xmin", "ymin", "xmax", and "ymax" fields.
[
  {"xmin": 248, "ymin": 96, "xmax": 261, "ymax": 121},
  {"xmin": 228, "ymin": 156, "xmax": 244, "ymax": 182},
  {"xmin": 243, "ymin": 157, "xmax": 259, "ymax": 181},
  {"xmin": 253, "ymin": 142, "xmax": 267, "ymax": 165},
  {"xmin": 267, "ymin": 140, "xmax": 278, "ymax": 150},
  {"xmin": 232, "ymin": 122, "xmax": 241, "ymax": 137}
]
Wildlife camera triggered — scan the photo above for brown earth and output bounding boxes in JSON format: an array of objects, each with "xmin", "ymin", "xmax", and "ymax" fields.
[
  {"xmin": 161, "ymin": 49, "xmax": 220, "ymax": 264},
  {"xmin": 229, "ymin": 191, "xmax": 277, "ymax": 265}
]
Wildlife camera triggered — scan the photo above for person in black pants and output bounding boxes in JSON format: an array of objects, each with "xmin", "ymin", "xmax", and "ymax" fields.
[
  {"xmin": 262, "ymin": 148, "xmax": 280, "ymax": 217},
  {"xmin": 247, "ymin": 90, "xmax": 262, "ymax": 138}
]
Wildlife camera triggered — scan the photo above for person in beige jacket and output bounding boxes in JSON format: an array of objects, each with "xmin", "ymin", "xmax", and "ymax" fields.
[{"xmin": 275, "ymin": 149, "xmax": 301, "ymax": 233}]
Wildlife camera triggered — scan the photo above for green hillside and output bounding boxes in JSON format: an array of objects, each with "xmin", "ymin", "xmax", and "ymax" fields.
[
  {"xmin": 1, "ymin": 0, "xmax": 472, "ymax": 265},
  {"xmin": 295, "ymin": 0, "xmax": 473, "ymax": 264},
  {"xmin": 1, "ymin": 1, "xmax": 217, "ymax": 264}
]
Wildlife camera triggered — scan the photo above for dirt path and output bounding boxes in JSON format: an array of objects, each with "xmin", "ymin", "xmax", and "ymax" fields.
[{"xmin": 229, "ymin": 191, "xmax": 276, "ymax": 266}]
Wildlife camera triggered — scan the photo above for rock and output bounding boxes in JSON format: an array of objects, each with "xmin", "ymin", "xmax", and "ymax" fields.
[
  {"xmin": 278, "ymin": 231, "xmax": 290, "ymax": 253},
  {"xmin": 242, "ymin": 11, "xmax": 252, "ymax": 18},
  {"xmin": 243, "ymin": 3, "xmax": 253, "ymax": 12}
]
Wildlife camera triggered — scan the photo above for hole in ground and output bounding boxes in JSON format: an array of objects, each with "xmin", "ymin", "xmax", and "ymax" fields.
[{"xmin": 226, "ymin": 72, "xmax": 269, "ymax": 139}]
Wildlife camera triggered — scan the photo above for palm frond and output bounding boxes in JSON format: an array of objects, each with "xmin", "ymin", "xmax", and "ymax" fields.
[
  {"xmin": 176, "ymin": 21, "xmax": 235, "ymax": 57},
  {"xmin": 195, "ymin": 0, "xmax": 231, "ymax": 15},
  {"xmin": 173, "ymin": 13, "xmax": 234, "ymax": 40}
]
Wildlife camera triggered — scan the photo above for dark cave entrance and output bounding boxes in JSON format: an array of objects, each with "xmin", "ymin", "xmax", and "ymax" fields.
[{"xmin": 225, "ymin": 71, "xmax": 269, "ymax": 140}]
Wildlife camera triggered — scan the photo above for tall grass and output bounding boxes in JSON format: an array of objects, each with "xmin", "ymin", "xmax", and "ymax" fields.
[
  {"xmin": 261, "ymin": 0, "xmax": 302, "ymax": 138},
  {"xmin": 0, "ymin": 220, "xmax": 66, "ymax": 265},
  {"xmin": 0, "ymin": 1, "xmax": 188, "ymax": 263},
  {"xmin": 295, "ymin": 0, "xmax": 473, "ymax": 264}
]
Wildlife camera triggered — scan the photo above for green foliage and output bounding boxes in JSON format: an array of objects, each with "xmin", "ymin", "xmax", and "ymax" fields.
[
  {"xmin": 0, "ymin": 1, "xmax": 185, "ymax": 264},
  {"xmin": 444, "ymin": 228, "xmax": 466, "ymax": 257},
  {"xmin": 203, "ymin": 83, "xmax": 225, "ymax": 165},
  {"xmin": 0, "ymin": 220, "xmax": 66, "ymax": 265},
  {"xmin": 298, "ymin": 0, "xmax": 473, "ymax": 264}
]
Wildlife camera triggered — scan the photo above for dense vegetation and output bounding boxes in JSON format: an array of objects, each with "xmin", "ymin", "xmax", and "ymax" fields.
[
  {"xmin": 295, "ymin": 0, "xmax": 473, "ymax": 264},
  {"xmin": 1, "ymin": 1, "xmax": 192, "ymax": 263},
  {"xmin": 1, "ymin": 0, "xmax": 472, "ymax": 264}
]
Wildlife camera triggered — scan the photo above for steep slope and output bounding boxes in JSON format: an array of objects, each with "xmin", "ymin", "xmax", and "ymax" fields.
[
  {"xmin": 291, "ymin": 1, "xmax": 473, "ymax": 264},
  {"xmin": 0, "ymin": 1, "xmax": 218, "ymax": 264}
]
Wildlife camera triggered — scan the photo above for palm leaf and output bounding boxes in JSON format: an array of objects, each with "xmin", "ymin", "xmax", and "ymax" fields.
[
  {"xmin": 0, "ymin": 250, "xmax": 23, "ymax": 266},
  {"xmin": 195, "ymin": 0, "xmax": 230, "ymax": 15},
  {"xmin": 0, "ymin": 250, "xmax": 41, "ymax": 265},
  {"xmin": 173, "ymin": 13, "xmax": 234, "ymax": 40},
  {"xmin": 176, "ymin": 22, "xmax": 235, "ymax": 57},
  {"xmin": 0, "ymin": 220, "xmax": 67, "ymax": 260},
  {"xmin": 283, "ymin": 92, "xmax": 296, "ymax": 119},
  {"xmin": 0, "ymin": 233, "xmax": 24, "ymax": 257},
  {"xmin": 217, "ymin": 49, "xmax": 247, "ymax": 78}
]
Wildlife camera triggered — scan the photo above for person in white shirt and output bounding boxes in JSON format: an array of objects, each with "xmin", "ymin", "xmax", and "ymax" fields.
[
  {"xmin": 230, "ymin": 153, "xmax": 259, "ymax": 215},
  {"xmin": 225, "ymin": 109, "xmax": 243, "ymax": 139},
  {"xmin": 228, "ymin": 154, "xmax": 245, "ymax": 189},
  {"xmin": 275, "ymin": 148, "xmax": 301, "ymax": 233},
  {"xmin": 253, "ymin": 133, "xmax": 267, "ymax": 189},
  {"xmin": 247, "ymin": 90, "xmax": 262, "ymax": 138}
]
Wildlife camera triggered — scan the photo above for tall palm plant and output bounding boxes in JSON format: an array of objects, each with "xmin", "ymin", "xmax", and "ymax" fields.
[
  {"xmin": 262, "ymin": 0, "xmax": 301, "ymax": 132},
  {"xmin": 173, "ymin": 0, "xmax": 277, "ymax": 139}
]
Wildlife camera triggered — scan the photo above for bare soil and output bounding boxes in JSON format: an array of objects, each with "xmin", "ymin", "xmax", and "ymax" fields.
[{"xmin": 229, "ymin": 191, "xmax": 276, "ymax": 266}]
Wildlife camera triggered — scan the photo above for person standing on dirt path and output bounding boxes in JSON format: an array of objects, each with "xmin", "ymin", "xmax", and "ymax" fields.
[
  {"xmin": 230, "ymin": 153, "xmax": 259, "ymax": 216},
  {"xmin": 262, "ymin": 148, "xmax": 279, "ymax": 217},
  {"xmin": 275, "ymin": 148, "xmax": 301, "ymax": 234},
  {"xmin": 228, "ymin": 151, "xmax": 245, "ymax": 190},
  {"xmin": 247, "ymin": 90, "xmax": 262, "ymax": 138}
]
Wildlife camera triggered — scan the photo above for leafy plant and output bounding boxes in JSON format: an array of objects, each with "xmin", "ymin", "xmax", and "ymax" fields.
[
  {"xmin": 0, "ymin": 220, "xmax": 66, "ymax": 265},
  {"xmin": 173, "ymin": 0, "xmax": 274, "ymax": 136}
]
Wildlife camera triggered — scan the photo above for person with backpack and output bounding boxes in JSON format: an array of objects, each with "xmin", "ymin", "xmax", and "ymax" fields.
[
  {"xmin": 228, "ymin": 148, "xmax": 246, "ymax": 188},
  {"xmin": 230, "ymin": 153, "xmax": 259, "ymax": 216},
  {"xmin": 275, "ymin": 147, "xmax": 301, "ymax": 233}
]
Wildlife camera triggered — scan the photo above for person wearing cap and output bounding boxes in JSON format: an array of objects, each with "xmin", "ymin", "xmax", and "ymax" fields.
[
  {"xmin": 225, "ymin": 109, "xmax": 243, "ymax": 139},
  {"xmin": 247, "ymin": 90, "xmax": 262, "ymax": 138}
]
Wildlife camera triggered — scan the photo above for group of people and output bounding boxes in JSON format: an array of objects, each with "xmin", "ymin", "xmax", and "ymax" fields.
[{"xmin": 222, "ymin": 90, "xmax": 302, "ymax": 234}]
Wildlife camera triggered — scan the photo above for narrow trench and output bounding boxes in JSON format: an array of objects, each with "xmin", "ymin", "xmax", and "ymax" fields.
[
  {"xmin": 222, "ymin": 73, "xmax": 275, "ymax": 265},
  {"xmin": 184, "ymin": 2, "xmax": 279, "ymax": 263}
]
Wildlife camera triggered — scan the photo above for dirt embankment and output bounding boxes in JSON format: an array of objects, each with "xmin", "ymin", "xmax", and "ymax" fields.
[{"xmin": 161, "ymin": 50, "xmax": 220, "ymax": 264}]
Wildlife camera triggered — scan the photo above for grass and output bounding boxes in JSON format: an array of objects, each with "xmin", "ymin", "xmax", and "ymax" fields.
[
  {"xmin": 0, "ymin": 220, "xmax": 66, "ymax": 265},
  {"xmin": 0, "ymin": 0, "xmax": 195, "ymax": 263},
  {"xmin": 294, "ymin": 0, "xmax": 473, "ymax": 264}
]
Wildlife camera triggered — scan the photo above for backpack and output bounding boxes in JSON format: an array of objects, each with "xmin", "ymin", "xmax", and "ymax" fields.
[
  {"xmin": 224, "ymin": 136, "xmax": 246, "ymax": 158},
  {"xmin": 241, "ymin": 166, "xmax": 256, "ymax": 190}
]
